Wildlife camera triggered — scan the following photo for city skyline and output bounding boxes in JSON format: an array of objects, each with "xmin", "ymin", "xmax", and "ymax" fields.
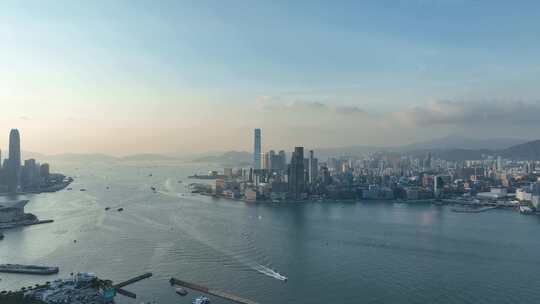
[{"xmin": 2, "ymin": 1, "xmax": 540, "ymax": 155}]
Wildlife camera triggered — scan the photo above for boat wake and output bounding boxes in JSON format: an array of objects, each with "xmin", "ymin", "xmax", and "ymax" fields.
[{"xmin": 253, "ymin": 265, "xmax": 288, "ymax": 281}]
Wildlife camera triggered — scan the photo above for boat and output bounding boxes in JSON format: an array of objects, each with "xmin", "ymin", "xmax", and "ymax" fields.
[
  {"xmin": 175, "ymin": 287, "xmax": 188, "ymax": 296},
  {"xmin": 148, "ymin": 174, "xmax": 153, "ymax": 177},
  {"xmin": 192, "ymin": 296, "xmax": 210, "ymax": 304},
  {"xmin": 0, "ymin": 264, "xmax": 59, "ymax": 275},
  {"xmin": 80, "ymin": 188, "xmax": 87, "ymax": 192},
  {"xmin": 105, "ymin": 207, "xmax": 110, "ymax": 211},
  {"xmin": 151, "ymin": 186, "xmax": 157, "ymax": 192},
  {"xmin": 178, "ymin": 180, "xmax": 183, "ymax": 183},
  {"xmin": 117, "ymin": 208, "xmax": 124, "ymax": 212},
  {"xmin": 519, "ymin": 205, "xmax": 533, "ymax": 214}
]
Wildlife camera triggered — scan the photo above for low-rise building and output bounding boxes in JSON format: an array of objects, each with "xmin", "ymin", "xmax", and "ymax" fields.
[{"xmin": 0, "ymin": 200, "xmax": 28, "ymax": 223}]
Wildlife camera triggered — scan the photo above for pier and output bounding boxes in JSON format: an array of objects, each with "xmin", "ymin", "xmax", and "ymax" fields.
[
  {"xmin": 451, "ymin": 206, "xmax": 499, "ymax": 213},
  {"xmin": 0, "ymin": 264, "xmax": 59, "ymax": 275},
  {"xmin": 170, "ymin": 277, "xmax": 260, "ymax": 304},
  {"xmin": 113, "ymin": 272, "xmax": 153, "ymax": 289}
]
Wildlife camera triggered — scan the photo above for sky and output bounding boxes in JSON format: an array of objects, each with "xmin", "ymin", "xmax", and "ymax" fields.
[{"xmin": 1, "ymin": 0, "xmax": 540, "ymax": 156}]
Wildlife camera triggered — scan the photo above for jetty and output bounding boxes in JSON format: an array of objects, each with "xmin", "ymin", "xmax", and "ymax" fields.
[
  {"xmin": 170, "ymin": 277, "xmax": 259, "ymax": 304},
  {"xmin": 451, "ymin": 206, "xmax": 498, "ymax": 213},
  {"xmin": 0, "ymin": 264, "xmax": 59, "ymax": 275}
]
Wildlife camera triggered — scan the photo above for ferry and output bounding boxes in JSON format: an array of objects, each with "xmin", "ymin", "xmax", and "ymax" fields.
[
  {"xmin": 192, "ymin": 296, "xmax": 210, "ymax": 304},
  {"xmin": 0, "ymin": 264, "xmax": 59, "ymax": 275}
]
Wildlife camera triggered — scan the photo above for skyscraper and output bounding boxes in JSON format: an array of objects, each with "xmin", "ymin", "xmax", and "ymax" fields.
[
  {"xmin": 288, "ymin": 147, "xmax": 306, "ymax": 199},
  {"xmin": 7, "ymin": 129, "xmax": 21, "ymax": 193},
  {"xmin": 278, "ymin": 150, "xmax": 287, "ymax": 171},
  {"xmin": 254, "ymin": 129, "xmax": 261, "ymax": 169},
  {"xmin": 308, "ymin": 150, "xmax": 318, "ymax": 184}
]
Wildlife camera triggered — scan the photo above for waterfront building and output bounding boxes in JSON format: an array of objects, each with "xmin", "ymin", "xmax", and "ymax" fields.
[
  {"xmin": 245, "ymin": 188, "xmax": 259, "ymax": 202},
  {"xmin": 254, "ymin": 128, "xmax": 262, "ymax": 169},
  {"xmin": 22, "ymin": 158, "xmax": 38, "ymax": 187},
  {"xmin": 7, "ymin": 129, "xmax": 21, "ymax": 193},
  {"xmin": 0, "ymin": 200, "xmax": 28, "ymax": 223},
  {"xmin": 288, "ymin": 147, "xmax": 306, "ymax": 199},
  {"xmin": 40, "ymin": 163, "xmax": 50, "ymax": 178}
]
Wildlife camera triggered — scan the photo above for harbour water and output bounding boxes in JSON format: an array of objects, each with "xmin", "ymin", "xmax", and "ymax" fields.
[{"xmin": 2, "ymin": 162, "xmax": 540, "ymax": 303}]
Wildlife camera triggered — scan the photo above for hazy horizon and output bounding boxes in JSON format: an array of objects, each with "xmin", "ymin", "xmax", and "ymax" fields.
[{"xmin": 2, "ymin": 1, "xmax": 540, "ymax": 155}]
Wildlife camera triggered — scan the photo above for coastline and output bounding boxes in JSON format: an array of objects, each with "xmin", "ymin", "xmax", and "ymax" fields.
[{"xmin": 0, "ymin": 177, "xmax": 72, "ymax": 197}]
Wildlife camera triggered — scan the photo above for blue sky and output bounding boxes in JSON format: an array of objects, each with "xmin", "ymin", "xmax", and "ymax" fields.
[{"xmin": 1, "ymin": 1, "xmax": 540, "ymax": 154}]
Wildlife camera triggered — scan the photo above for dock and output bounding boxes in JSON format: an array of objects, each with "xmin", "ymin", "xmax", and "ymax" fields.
[
  {"xmin": 451, "ymin": 206, "xmax": 498, "ymax": 213},
  {"xmin": 170, "ymin": 277, "xmax": 260, "ymax": 304},
  {"xmin": 113, "ymin": 272, "xmax": 153, "ymax": 289}
]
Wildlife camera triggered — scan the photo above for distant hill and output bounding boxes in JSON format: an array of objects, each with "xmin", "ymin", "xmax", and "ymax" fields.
[
  {"xmin": 313, "ymin": 146, "xmax": 381, "ymax": 159},
  {"xmin": 121, "ymin": 153, "xmax": 179, "ymax": 161},
  {"xmin": 398, "ymin": 135, "xmax": 527, "ymax": 151},
  {"xmin": 44, "ymin": 153, "xmax": 119, "ymax": 163},
  {"xmin": 192, "ymin": 151, "xmax": 252, "ymax": 166},
  {"xmin": 21, "ymin": 150, "xmax": 47, "ymax": 160},
  {"xmin": 402, "ymin": 139, "xmax": 540, "ymax": 161},
  {"xmin": 406, "ymin": 148, "xmax": 491, "ymax": 161},
  {"xmin": 500, "ymin": 140, "xmax": 540, "ymax": 160}
]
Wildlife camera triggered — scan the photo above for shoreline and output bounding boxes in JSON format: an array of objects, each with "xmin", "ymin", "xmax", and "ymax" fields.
[{"xmin": 0, "ymin": 178, "xmax": 72, "ymax": 197}]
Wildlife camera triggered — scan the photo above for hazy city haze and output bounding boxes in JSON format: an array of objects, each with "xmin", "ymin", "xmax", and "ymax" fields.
[{"xmin": 2, "ymin": 1, "xmax": 540, "ymax": 155}]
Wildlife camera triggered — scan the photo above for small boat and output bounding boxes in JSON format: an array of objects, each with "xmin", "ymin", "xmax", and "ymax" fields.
[
  {"xmin": 175, "ymin": 288, "xmax": 188, "ymax": 296},
  {"xmin": 67, "ymin": 188, "xmax": 72, "ymax": 190},
  {"xmin": 192, "ymin": 296, "xmax": 210, "ymax": 304},
  {"xmin": 105, "ymin": 207, "xmax": 110, "ymax": 211},
  {"xmin": 151, "ymin": 186, "xmax": 157, "ymax": 192},
  {"xmin": 80, "ymin": 188, "xmax": 87, "ymax": 192},
  {"xmin": 519, "ymin": 205, "xmax": 533, "ymax": 214},
  {"xmin": 148, "ymin": 174, "xmax": 153, "ymax": 177},
  {"xmin": 0, "ymin": 232, "xmax": 4, "ymax": 240},
  {"xmin": 117, "ymin": 208, "xmax": 124, "ymax": 212},
  {"xmin": 106, "ymin": 186, "xmax": 110, "ymax": 190},
  {"xmin": 178, "ymin": 180, "xmax": 183, "ymax": 183}
]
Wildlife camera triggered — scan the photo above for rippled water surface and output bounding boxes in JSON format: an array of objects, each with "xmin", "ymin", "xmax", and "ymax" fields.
[{"xmin": 2, "ymin": 162, "xmax": 540, "ymax": 304}]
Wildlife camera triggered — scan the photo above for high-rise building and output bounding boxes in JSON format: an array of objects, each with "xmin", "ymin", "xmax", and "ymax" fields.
[
  {"xmin": 7, "ymin": 129, "xmax": 21, "ymax": 193},
  {"xmin": 254, "ymin": 129, "xmax": 261, "ymax": 169},
  {"xmin": 22, "ymin": 158, "xmax": 37, "ymax": 187},
  {"xmin": 278, "ymin": 150, "xmax": 287, "ymax": 171},
  {"xmin": 288, "ymin": 147, "xmax": 306, "ymax": 199},
  {"xmin": 267, "ymin": 150, "xmax": 276, "ymax": 170},
  {"xmin": 308, "ymin": 150, "xmax": 318, "ymax": 184},
  {"xmin": 40, "ymin": 163, "xmax": 50, "ymax": 178}
]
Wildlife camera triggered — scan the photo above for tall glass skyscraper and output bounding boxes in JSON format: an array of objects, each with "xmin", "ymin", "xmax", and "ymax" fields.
[
  {"xmin": 7, "ymin": 129, "xmax": 21, "ymax": 193},
  {"xmin": 254, "ymin": 129, "xmax": 261, "ymax": 169},
  {"xmin": 288, "ymin": 146, "xmax": 305, "ymax": 199}
]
